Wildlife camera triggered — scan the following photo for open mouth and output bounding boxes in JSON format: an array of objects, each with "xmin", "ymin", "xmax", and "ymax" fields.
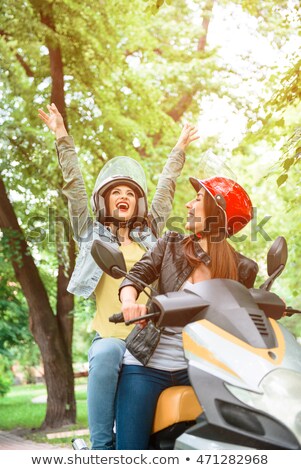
[{"xmin": 116, "ymin": 201, "xmax": 129, "ymax": 211}]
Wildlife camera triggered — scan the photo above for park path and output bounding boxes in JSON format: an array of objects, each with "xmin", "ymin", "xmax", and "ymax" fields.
[{"xmin": 0, "ymin": 430, "xmax": 66, "ymax": 450}]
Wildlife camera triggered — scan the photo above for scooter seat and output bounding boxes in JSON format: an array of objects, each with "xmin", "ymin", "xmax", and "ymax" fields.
[{"xmin": 152, "ymin": 385, "xmax": 203, "ymax": 434}]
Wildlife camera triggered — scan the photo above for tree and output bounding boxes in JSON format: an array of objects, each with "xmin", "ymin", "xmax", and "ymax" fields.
[
  {"xmin": 2, "ymin": 0, "xmax": 217, "ymax": 428},
  {"xmin": 228, "ymin": 1, "xmax": 301, "ymax": 333},
  {"xmin": 1, "ymin": 0, "xmax": 300, "ymax": 429},
  {"xmin": 0, "ymin": 178, "xmax": 76, "ymax": 426}
]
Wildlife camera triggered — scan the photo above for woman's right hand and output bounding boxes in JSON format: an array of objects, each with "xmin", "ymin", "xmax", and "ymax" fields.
[
  {"xmin": 174, "ymin": 123, "xmax": 200, "ymax": 152},
  {"xmin": 122, "ymin": 300, "xmax": 148, "ymax": 324},
  {"xmin": 38, "ymin": 103, "xmax": 68, "ymax": 138}
]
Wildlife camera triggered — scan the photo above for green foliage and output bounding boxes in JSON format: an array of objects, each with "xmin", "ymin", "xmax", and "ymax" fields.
[
  {"xmin": 281, "ymin": 315, "xmax": 301, "ymax": 339},
  {"xmin": 0, "ymin": 264, "xmax": 31, "ymax": 357},
  {"xmin": 0, "ymin": 356, "xmax": 13, "ymax": 397},
  {"xmin": 227, "ymin": 1, "xmax": 300, "ymax": 338},
  {"xmin": 1, "ymin": 0, "xmax": 301, "ymax": 391},
  {"xmin": 277, "ymin": 127, "xmax": 301, "ymax": 186},
  {"xmin": 0, "ymin": 259, "xmax": 41, "ymax": 391},
  {"xmin": 0, "ymin": 228, "xmax": 27, "ymax": 268},
  {"xmin": 269, "ymin": 58, "xmax": 301, "ymax": 111},
  {"xmin": 72, "ymin": 297, "xmax": 95, "ymax": 363},
  {"xmin": 145, "ymin": 0, "xmax": 171, "ymax": 15}
]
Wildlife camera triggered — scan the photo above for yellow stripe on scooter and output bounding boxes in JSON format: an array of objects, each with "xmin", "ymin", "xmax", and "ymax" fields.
[
  {"xmin": 189, "ymin": 319, "xmax": 285, "ymax": 365},
  {"xmin": 182, "ymin": 331, "xmax": 240, "ymax": 377}
]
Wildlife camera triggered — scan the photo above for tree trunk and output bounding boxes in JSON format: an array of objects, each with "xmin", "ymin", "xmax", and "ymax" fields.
[
  {"xmin": 38, "ymin": 0, "xmax": 77, "ymax": 357},
  {"xmin": 39, "ymin": 0, "xmax": 78, "ymax": 417},
  {"xmin": 198, "ymin": 0, "xmax": 215, "ymax": 52},
  {"xmin": 0, "ymin": 178, "xmax": 76, "ymax": 427},
  {"xmin": 56, "ymin": 236, "xmax": 76, "ymax": 356},
  {"xmin": 166, "ymin": 88, "xmax": 198, "ymax": 122}
]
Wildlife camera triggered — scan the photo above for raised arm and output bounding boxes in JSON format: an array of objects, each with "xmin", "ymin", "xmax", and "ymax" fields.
[
  {"xmin": 38, "ymin": 104, "xmax": 91, "ymax": 242},
  {"xmin": 149, "ymin": 123, "xmax": 200, "ymax": 237}
]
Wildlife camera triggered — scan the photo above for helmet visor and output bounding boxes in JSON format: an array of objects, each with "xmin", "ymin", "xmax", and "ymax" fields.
[
  {"xmin": 196, "ymin": 149, "xmax": 237, "ymax": 181},
  {"xmin": 93, "ymin": 156, "xmax": 148, "ymax": 197}
]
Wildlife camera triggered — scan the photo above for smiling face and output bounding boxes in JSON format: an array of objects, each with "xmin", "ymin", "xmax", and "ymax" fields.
[
  {"xmin": 107, "ymin": 184, "xmax": 137, "ymax": 221},
  {"xmin": 185, "ymin": 188, "xmax": 206, "ymax": 234},
  {"xmin": 185, "ymin": 185, "xmax": 226, "ymax": 240}
]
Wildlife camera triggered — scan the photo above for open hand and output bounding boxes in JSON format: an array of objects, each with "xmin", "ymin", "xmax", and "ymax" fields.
[
  {"xmin": 175, "ymin": 123, "xmax": 200, "ymax": 151},
  {"xmin": 38, "ymin": 103, "xmax": 68, "ymax": 138}
]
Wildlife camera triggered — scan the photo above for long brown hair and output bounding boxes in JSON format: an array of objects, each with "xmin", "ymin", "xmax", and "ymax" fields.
[{"xmin": 183, "ymin": 189, "xmax": 238, "ymax": 280}]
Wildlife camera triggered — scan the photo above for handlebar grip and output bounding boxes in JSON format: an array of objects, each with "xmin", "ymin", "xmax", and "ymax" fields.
[
  {"xmin": 284, "ymin": 307, "xmax": 301, "ymax": 317},
  {"xmin": 108, "ymin": 312, "xmax": 124, "ymax": 323},
  {"xmin": 109, "ymin": 311, "xmax": 161, "ymax": 325}
]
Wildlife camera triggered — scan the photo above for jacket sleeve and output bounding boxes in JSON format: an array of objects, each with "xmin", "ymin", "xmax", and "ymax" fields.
[
  {"xmin": 148, "ymin": 146, "xmax": 185, "ymax": 237},
  {"xmin": 119, "ymin": 232, "xmax": 169, "ymax": 299},
  {"xmin": 55, "ymin": 136, "xmax": 92, "ymax": 242},
  {"xmin": 237, "ymin": 253, "xmax": 259, "ymax": 288}
]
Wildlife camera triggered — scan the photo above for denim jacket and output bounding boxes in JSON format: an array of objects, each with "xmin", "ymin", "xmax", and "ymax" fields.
[{"xmin": 56, "ymin": 136, "xmax": 186, "ymax": 299}]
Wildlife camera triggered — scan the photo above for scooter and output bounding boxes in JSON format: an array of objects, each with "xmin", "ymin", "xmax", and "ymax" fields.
[{"xmin": 80, "ymin": 236, "xmax": 301, "ymax": 450}]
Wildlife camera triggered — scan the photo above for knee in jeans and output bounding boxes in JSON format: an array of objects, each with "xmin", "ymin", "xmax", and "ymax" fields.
[{"xmin": 89, "ymin": 343, "xmax": 124, "ymax": 377}]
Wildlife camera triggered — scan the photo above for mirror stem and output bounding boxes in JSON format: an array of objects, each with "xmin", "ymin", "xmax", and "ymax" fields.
[
  {"xmin": 111, "ymin": 267, "xmax": 158, "ymax": 298},
  {"xmin": 259, "ymin": 264, "xmax": 284, "ymax": 291}
]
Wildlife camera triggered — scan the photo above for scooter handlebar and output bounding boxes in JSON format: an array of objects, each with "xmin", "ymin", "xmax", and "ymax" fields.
[
  {"xmin": 284, "ymin": 307, "xmax": 301, "ymax": 317},
  {"xmin": 109, "ymin": 313, "xmax": 125, "ymax": 323},
  {"xmin": 109, "ymin": 311, "xmax": 161, "ymax": 326}
]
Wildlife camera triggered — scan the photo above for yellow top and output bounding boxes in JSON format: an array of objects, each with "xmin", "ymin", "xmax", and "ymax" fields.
[{"xmin": 93, "ymin": 242, "xmax": 149, "ymax": 339}]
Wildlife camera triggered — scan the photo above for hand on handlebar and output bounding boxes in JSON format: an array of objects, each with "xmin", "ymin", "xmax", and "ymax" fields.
[{"xmin": 121, "ymin": 300, "xmax": 148, "ymax": 327}]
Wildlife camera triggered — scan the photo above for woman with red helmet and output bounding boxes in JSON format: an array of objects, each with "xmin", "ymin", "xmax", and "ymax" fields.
[{"xmin": 115, "ymin": 174, "xmax": 258, "ymax": 450}]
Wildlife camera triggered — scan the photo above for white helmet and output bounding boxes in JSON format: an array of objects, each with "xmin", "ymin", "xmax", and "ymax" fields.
[{"xmin": 91, "ymin": 156, "xmax": 148, "ymax": 227}]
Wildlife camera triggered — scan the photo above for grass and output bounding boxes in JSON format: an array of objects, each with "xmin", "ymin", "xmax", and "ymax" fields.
[{"xmin": 0, "ymin": 379, "xmax": 90, "ymax": 446}]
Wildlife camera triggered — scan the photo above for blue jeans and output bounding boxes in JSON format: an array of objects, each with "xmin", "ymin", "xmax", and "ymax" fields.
[
  {"xmin": 87, "ymin": 335, "xmax": 126, "ymax": 450},
  {"xmin": 115, "ymin": 365, "xmax": 190, "ymax": 450}
]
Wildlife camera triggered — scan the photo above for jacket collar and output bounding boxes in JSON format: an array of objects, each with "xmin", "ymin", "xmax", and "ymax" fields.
[{"xmin": 193, "ymin": 240, "xmax": 211, "ymax": 266}]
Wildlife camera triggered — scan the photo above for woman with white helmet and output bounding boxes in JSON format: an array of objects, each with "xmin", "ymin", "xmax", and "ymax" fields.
[
  {"xmin": 38, "ymin": 103, "xmax": 199, "ymax": 449},
  {"xmin": 117, "ymin": 174, "xmax": 258, "ymax": 449}
]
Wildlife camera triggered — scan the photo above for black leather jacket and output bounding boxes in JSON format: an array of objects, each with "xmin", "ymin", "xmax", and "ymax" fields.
[{"xmin": 119, "ymin": 231, "xmax": 259, "ymax": 298}]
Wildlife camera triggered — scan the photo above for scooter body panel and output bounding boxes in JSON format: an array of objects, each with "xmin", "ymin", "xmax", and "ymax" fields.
[{"xmin": 174, "ymin": 279, "xmax": 301, "ymax": 450}]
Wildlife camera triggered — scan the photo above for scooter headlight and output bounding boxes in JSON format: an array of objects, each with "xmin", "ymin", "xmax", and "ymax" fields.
[{"xmin": 226, "ymin": 368, "xmax": 301, "ymax": 444}]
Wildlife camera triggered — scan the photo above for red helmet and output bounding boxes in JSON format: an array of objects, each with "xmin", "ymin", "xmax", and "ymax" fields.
[{"xmin": 189, "ymin": 176, "xmax": 253, "ymax": 236}]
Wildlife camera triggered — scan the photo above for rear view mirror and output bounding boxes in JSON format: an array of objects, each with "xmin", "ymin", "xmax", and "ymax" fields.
[
  {"xmin": 91, "ymin": 239, "xmax": 127, "ymax": 279},
  {"xmin": 267, "ymin": 236, "xmax": 288, "ymax": 276},
  {"xmin": 260, "ymin": 236, "xmax": 288, "ymax": 291}
]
